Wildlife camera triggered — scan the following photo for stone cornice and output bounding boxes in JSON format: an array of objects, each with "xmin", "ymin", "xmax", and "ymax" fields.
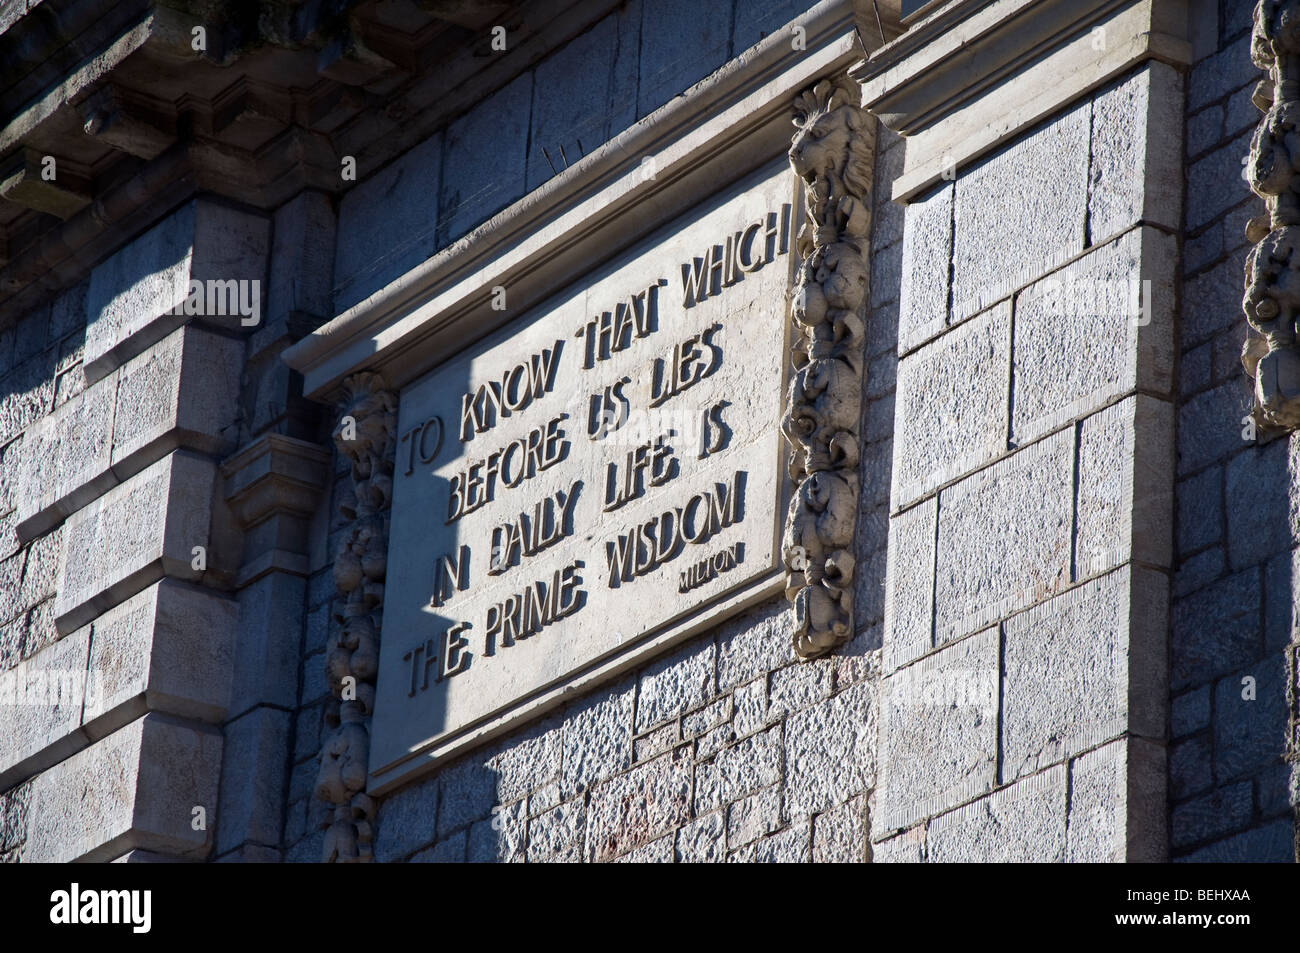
[
  {"xmin": 854, "ymin": 0, "xmax": 1192, "ymax": 201},
  {"xmin": 283, "ymin": 0, "xmax": 896, "ymax": 401}
]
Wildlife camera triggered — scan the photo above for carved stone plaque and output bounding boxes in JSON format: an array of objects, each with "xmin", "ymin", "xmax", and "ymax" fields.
[{"xmin": 369, "ymin": 160, "xmax": 796, "ymax": 792}]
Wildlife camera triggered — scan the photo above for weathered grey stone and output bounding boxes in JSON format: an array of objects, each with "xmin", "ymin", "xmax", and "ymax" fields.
[
  {"xmin": 1075, "ymin": 396, "xmax": 1175, "ymax": 579},
  {"xmin": 20, "ymin": 714, "xmax": 222, "ymax": 862},
  {"xmin": 725, "ymin": 786, "xmax": 782, "ymax": 849},
  {"xmin": 1088, "ymin": 65, "xmax": 1185, "ymax": 239},
  {"xmin": 637, "ymin": 0, "xmax": 729, "ymax": 117},
  {"xmin": 812, "ymin": 795, "xmax": 866, "ymax": 862},
  {"xmin": 466, "ymin": 797, "xmax": 524, "ymax": 863},
  {"xmin": 1177, "ymin": 465, "xmax": 1222, "ymax": 556},
  {"xmin": 871, "ymin": 826, "xmax": 925, "ymax": 863},
  {"xmin": 48, "ymin": 282, "xmax": 86, "ymax": 344},
  {"xmin": 0, "ymin": 352, "xmax": 54, "ymax": 446},
  {"xmin": 439, "ymin": 74, "xmax": 531, "ymax": 245},
  {"xmin": 84, "ymin": 200, "xmax": 269, "ymax": 383},
  {"xmin": 1177, "ymin": 818, "xmax": 1295, "ymax": 862},
  {"xmin": 13, "ymin": 368, "xmax": 116, "ymax": 538},
  {"xmin": 412, "ymin": 831, "xmax": 466, "ymax": 863},
  {"xmin": 1066, "ymin": 738, "xmax": 1166, "ymax": 862},
  {"xmin": 1184, "ymin": 255, "xmax": 1250, "ymax": 348},
  {"xmin": 897, "ymin": 181, "xmax": 952, "ymax": 352},
  {"xmin": 1171, "ymin": 685, "xmax": 1211, "ymax": 738},
  {"xmin": 1187, "ymin": 103, "xmax": 1224, "ymax": 157},
  {"xmin": 1171, "ymin": 780, "xmax": 1252, "ymax": 848},
  {"xmin": 695, "ymin": 726, "xmax": 782, "ymax": 813},
  {"xmin": 585, "ymin": 747, "xmax": 691, "ymax": 862},
  {"xmin": 1171, "ymin": 568, "xmax": 1261, "ymax": 689},
  {"xmin": 634, "ymin": 721, "xmax": 681, "ymax": 762},
  {"xmin": 951, "ymin": 103, "xmax": 1089, "ymax": 323},
  {"xmin": 527, "ymin": 10, "xmax": 638, "ymax": 191},
  {"xmin": 1012, "ymin": 230, "xmax": 1176, "ymax": 447},
  {"xmin": 732, "ymin": 0, "xmax": 805, "ymax": 52},
  {"xmin": 1188, "ymin": 32, "xmax": 1255, "ymax": 111},
  {"xmin": 784, "ymin": 681, "xmax": 875, "ymax": 817},
  {"xmin": 435, "ymin": 754, "xmax": 496, "ymax": 837},
  {"xmin": 488, "ymin": 716, "xmax": 561, "ymax": 805},
  {"xmin": 614, "ymin": 833, "xmax": 674, "ymax": 863},
  {"xmin": 1224, "ymin": 439, "xmax": 1294, "ymax": 571},
  {"xmin": 716, "ymin": 601, "xmax": 795, "ymax": 691},
  {"xmin": 526, "ymin": 797, "xmax": 585, "ymax": 862},
  {"xmin": 1178, "ymin": 382, "xmax": 1254, "ymax": 477},
  {"xmin": 878, "ymin": 630, "xmax": 997, "ymax": 830},
  {"xmin": 767, "ymin": 661, "xmax": 830, "ymax": 719},
  {"xmin": 83, "ymin": 579, "xmax": 236, "ymax": 726},
  {"xmin": 55, "ymin": 451, "xmax": 218, "ymax": 633},
  {"xmin": 230, "ymin": 573, "xmax": 304, "ymax": 715},
  {"xmin": 755, "ymin": 821, "xmax": 810, "ymax": 863},
  {"xmin": 266, "ymin": 191, "xmax": 335, "ymax": 323},
  {"xmin": 927, "ymin": 765, "xmax": 1067, "ymax": 862},
  {"xmin": 215, "ymin": 706, "xmax": 290, "ymax": 854},
  {"xmin": 1213, "ymin": 657, "xmax": 1288, "ymax": 783},
  {"xmin": 374, "ymin": 776, "xmax": 439, "ymax": 862},
  {"xmin": 334, "ymin": 135, "xmax": 442, "ymax": 313},
  {"xmin": 110, "ymin": 325, "xmax": 243, "ymax": 466},
  {"xmin": 883, "ymin": 497, "xmax": 936, "ymax": 672},
  {"xmin": 1186, "ymin": 131, "xmax": 1254, "ymax": 232},
  {"xmin": 0, "ymin": 625, "xmax": 90, "ymax": 788},
  {"xmin": 892, "ymin": 302, "xmax": 1010, "ymax": 507},
  {"xmin": 675, "ymin": 810, "xmax": 724, "ymax": 863},
  {"xmin": 634, "ymin": 639, "xmax": 716, "ymax": 733},
  {"xmin": 934, "ymin": 431, "xmax": 1073, "ymax": 643},
  {"xmin": 1003, "ymin": 571, "xmax": 1142, "ymax": 780},
  {"xmin": 1170, "ymin": 734, "xmax": 1212, "ymax": 800}
]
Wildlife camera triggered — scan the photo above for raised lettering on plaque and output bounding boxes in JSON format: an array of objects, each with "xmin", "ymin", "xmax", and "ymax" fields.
[{"xmin": 369, "ymin": 161, "xmax": 796, "ymax": 791}]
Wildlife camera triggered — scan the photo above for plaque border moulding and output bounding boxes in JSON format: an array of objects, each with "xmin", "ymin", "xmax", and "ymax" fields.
[
  {"xmin": 315, "ymin": 371, "xmax": 398, "ymax": 863},
  {"xmin": 783, "ymin": 74, "xmax": 873, "ymax": 659},
  {"xmin": 1243, "ymin": 1, "xmax": 1300, "ymax": 432}
]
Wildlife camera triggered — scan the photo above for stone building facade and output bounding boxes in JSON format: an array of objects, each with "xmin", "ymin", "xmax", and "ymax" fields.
[{"xmin": 0, "ymin": 0, "xmax": 1295, "ymax": 863}]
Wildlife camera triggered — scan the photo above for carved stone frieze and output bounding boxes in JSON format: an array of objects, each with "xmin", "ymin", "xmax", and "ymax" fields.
[
  {"xmin": 782, "ymin": 75, "xmax": 873, "ymax": 660},
  {"xmin": 1243, "ymin": 1, "xmax": 1300, "ymax": 430},
  {"xmin": 316, "ymin": 371, "xmax": 397, "ymax": 863}
]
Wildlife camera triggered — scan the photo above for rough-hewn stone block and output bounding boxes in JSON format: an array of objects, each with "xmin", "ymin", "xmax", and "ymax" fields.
[
  {"xmin": 85, "ymin": 200, "xmax": 269, "ymax": 383},
  {"xmin": 1066, "ymin": 738, "xmax": 1166, "ymax": 862},
  {"xmin": 55, "ymin": 451, "xmax": 218, "ymax": 633},
  {"xmin": 950, "ymin": 103, "xmax": 1089, "ymax": 323},
  {"xmin": 878, "ymin": 630, "xmax": 997, "ymax": 831},
  {"xmin": 0, "ymin": 626, "xmax": 90, "ymax": 789},
  {"xmin": 897, "ymin": 181, "xmax": 952, "ymax": 353},
  {"xmin": 926, "ymin": 765, "xmax": 1067, "ymax": 862},
  {"xmin": 1011, "ymin": 229, "xmax": 1176, "ymax": 447},
  {"xmin": 883, "ymin": 496, "xmax": 936, "ymax": 672},
  {"xmin": 215, "ymin": 706, "xmax": 290, "ymax": 854},
  {"xmin": 893, "ymin": 302, "xmax": 1009, "ymax": 507},
  {"xmin": 20, "ymin": 714, "xmax": 221, "ymax": 862},
  {"xmin": 82, "ymin": 579, "xmax": 235, "ymax": 727},
  {"xmin": 934, "ymin": 431, "xmax": 1073, "ymax": 643},
  {"xmin": 1088, "ymin": 64, "xmax": 1185, "ymax": 239},
  {"xmin": 585, "ymin": 747, "xmax": 691, "ymax": 862},
  {"xmin": 784, "ymin": 680, "xmax": 875, "ymax": 817}
]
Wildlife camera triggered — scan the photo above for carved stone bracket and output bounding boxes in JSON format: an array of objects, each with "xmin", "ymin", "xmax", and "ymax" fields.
[
  {"xmin": 1243, "ymin": 1, "xmax": 1300, "ymax": 430},
  {"xmin": 315, "ymin": 371, "xmax": 397, "ymax": 863},
  {"xmin": 782, "ymin": 74, "xmax": 873, "ymax": 660}
]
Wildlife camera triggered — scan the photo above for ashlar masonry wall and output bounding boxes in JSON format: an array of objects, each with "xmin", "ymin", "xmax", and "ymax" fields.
[{"xmin": 870, "ymin": 63, "xmax": 1184, "ymax": 862}]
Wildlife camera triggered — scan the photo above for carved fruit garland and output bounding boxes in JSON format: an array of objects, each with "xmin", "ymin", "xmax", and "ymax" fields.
[
  {"xmin": 316, "ymin": 371, "xmax": 397, "ymax": 862},
  {"xmin": 1243, "ymin": 0, "xmax": 1300, "ymax": 429},
  {"xmin": 782, "ymin": 75, "xmax": 873, "ymax": 660}
]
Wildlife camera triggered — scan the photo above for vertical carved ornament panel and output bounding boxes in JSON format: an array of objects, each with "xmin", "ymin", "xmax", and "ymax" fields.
[
  {"xmin": 783, "ymin": 75, "xmax": 873, "ymax": 660},
  {"xmin": 1243, "ymin": 1, "xmax": 1300, "ymax": 429},
  {"xmin": 316, "ymin": 371, "xmax": 397, "ymax": 862}
]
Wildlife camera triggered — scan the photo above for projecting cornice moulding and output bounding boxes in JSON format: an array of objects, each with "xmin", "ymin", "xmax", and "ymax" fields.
[
  {"xmin": 282, "ymin": 0, "xmax": 900, "ymax": 400},
  {"xmin": 854, "ymin": 0, "xmax": 1193, "ymax": 202}
]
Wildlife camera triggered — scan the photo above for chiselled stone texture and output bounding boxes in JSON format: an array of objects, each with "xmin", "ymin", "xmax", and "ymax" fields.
[
  {"xmin": 782, "ymin": 74, "xmax": 873, "ymax": 659},
  {"xmin": 84, "ymin": 199, "xmax": 270, "ymax": 384},
  {"xmin": 1176, "ymin": 3, "xmax": 1298, "ymax": 862}
]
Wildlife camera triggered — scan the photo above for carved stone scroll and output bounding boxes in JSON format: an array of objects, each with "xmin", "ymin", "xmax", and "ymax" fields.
[
  {"xmin": 782, "ymin": 75, "xmax": 873, "ymax": 660},
  {"xmin": 316, "ymin": 371, "xmax": 397, "ymax": 862},
  {"xmin": 1243, "ymin": 1, "xmax": 1300, "ymax": 430}
]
